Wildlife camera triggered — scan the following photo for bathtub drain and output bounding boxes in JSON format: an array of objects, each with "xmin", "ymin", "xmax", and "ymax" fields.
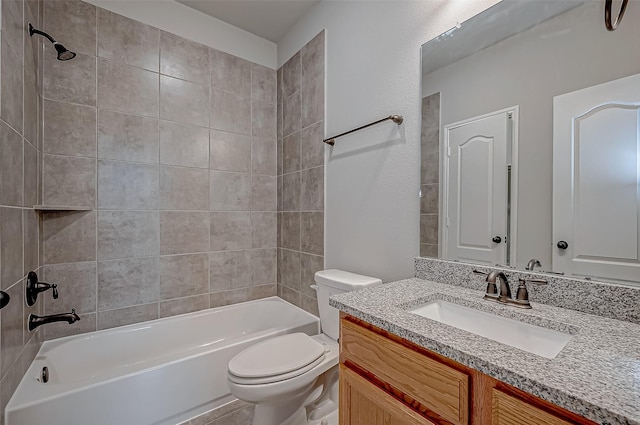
[{"xmin": 41, "ymin": 366, "xmax": 49, "ymax": 383}]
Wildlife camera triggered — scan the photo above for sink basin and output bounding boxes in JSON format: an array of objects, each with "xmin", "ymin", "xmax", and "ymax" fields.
[{"xmin": 410, "ymin": 300, "xmax": 573, "ymax": 359}]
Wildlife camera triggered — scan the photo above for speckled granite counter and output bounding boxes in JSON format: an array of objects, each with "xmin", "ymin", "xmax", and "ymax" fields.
[{"xmin": 330, "ymin": 278, "xmax": 640, "ymax": 425}]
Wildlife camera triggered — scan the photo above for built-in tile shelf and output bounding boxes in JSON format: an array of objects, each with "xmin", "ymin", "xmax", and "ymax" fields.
[{"xmin": 33, "ymin": 205, "xmax": 94, "ymax": 212}]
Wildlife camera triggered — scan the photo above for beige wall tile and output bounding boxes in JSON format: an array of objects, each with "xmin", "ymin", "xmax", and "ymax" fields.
[
  {"xmin": 98, "ymin": 109, "xmax": 159, "ymax": 164},
  {"xmin": 300, "ymin": 166, "xmax": 324, "ymax": 211},
  {"xmin": 301, "ymin": 294, "xmax": 319, "ymax": 316},
  {"xmin": 209, "ymin": 130, "xmax": 251, "ymax": 173},
  {"xmin": 209, "ymin": 250, "xmax": 251, "ymax": 292},
  {"xmin": 252, "ymin": 100, "xmax": 276, "ymax": 139},
  {"xmin": 282, "ymin": 132, "xmax": 300, "ymax": 174},
  {"xmin": 98, "ymin": 257, "xmax": 159, "ymax": 311},
  {"xmin": 98, "ymin": 58, "xmax": 159, "ymax": 117},
  {"xmin": 251, "ymin": 136, "xmax": 276, "ymax": 176},
  {"xmin": 160, "ymin": 121, "xmax": 209, "ymax": 169},
  {"xmin": 97, "ymin": 211, "xmax": 159, "ymax": 260},
  {"xmin": 160, "ymin": 211, "xmax": 209, "ymax": 255},
  {"xmin": 209, "ymin": 288, "xmax": 250, "ymax": 309},
  {"xmin": 97, "ymin": 9, "xmax": 159, "ymax": 72},
  {"xmin": 210, "ymin": 49, "xmax": 251, "ymax": 98},
  {"xmin": 251, "ymin": 175, "xmax": 276, "ymax": 211},
  {"xmin": 420, "ymin": 214, "xmax": 438, "ymax": 245},
  {"xmin": 282, "ymin": 51, "xmax": 300, "ymax": 98},
  {"xmin": 97, "ymin": 303, "xmax": 158, "ymax": 330},
  {"xmin": 23, "ymin": 209, "xmax": 39, "ymax": 273},
  {"xmin": 44, "ymin": 312, "xmax": 96, "ymax": 340},
  {"xmin": 251, "ymin": 212, "xmax": 276, "ymax": 249},
  {"xmin": 282, "ymin": 172, "xmax": 300, "ymax": 211},
  {"xmin": 160, "ymin": 31, "xmax": 209, "ymax": 86},
  {"xmin": 43, "ymin": 211, "xmax": 96, "ymax": 264},
  {"xmin": 251, "ymin": 64, "xmax": 276, "ymax": 105},
  {"xmin": 279, "ymin": 285, "xmax": 300, "ymax": 307},
  {"xmin": 2, "ymin": 0, "xmax": 24, "ymax": 56},
  {"xmin": 301, "ymin": 80, "xmax": 323, "ymax": 128},
  {"xmin": 159, "ymin": 166, "xmax": 209, "ymax": 210},
  {"xmin": 23, "ymin": 72, "xmax": 38, "ymax": 145},
  {"xmin": 43, "ymin": 261, "xmax": 97, "ymax": 315},
  {"xmin": 23, "ymin": 142, "xmax": 37, "ymax": 207},
  {"xmin": 251, "ymin": 248, "xmax": 276, "ymax": 286},
  {"xmin": 300, "ymin": 212, "xmax": 323, "ymax": 256},
  {"xmin": 1, "ymin": 282, "xmax": 25, "ymax": 377},
  {"xmin": 0, "ymin": 121, "xmax": 23, "ymax": 206},
  {"xmin": 43, "ymin": 154, "xmax": 96, "ymax": 207},
  {"xmin": 160, "ymin": 75, "xmax": 209, "ymax": 127},
  {"xmin": 44, "ymin": 100, "xmax": 97, "ymax": 157},
  {"xmin": 0, "ymin": 208, "xmax": 23, "ymax": 289},
  {"xmin": 283, "ymin": 92, "xmax": 301, "ymax": 138},
  {"xmin": 210, "ymin": 212, "xmax": 251, "ymax": 251},
  {"xmin": 250, "ymin": 284, "xmax": 277, "ymax": 300},
  {"xmin": 44, "ymin": 52, "xmax": 96, "ymax": 106},
  {"xmin": 1, "ymin": 40, "xmax": 24, "ymax": 132},
  {"xmin": 301, "ymin": 30, "xmax": 324, "ymax": 87},
  {"xmin": 159, "ymin": 253, "xmax": 209, "ymax": 300},
  {"xmin": 280, "ymin": 212, "xmax": 300, "ymax": 251},
  {"xmin": 209, "ymin": 171, "xmax": 250, "ymax": 211},
  {"xmin": 98, "ymin": 160, "xmax": 158, "ymax": 210},
  {"xmin": 420, "ymin": 184, "xmax": 439, "ymax": 215},
  {"xmin": 159, "ymin": 294, "xmax": 209, "ymax": 318},
  {"xmin": 44, "ymin": 0, "xmax": 96, "ymax": 57},
  {"xmin": 300, "ymin": 121, "xmax": 324, "ymax": 170},
  {"xmin": 420, "ymin": 244, "xmax": 438, "ymax": 258},
  {"xmin": 210, "ymin": 90, "xmax": 251, "ymax": 135},
  {"xmin": 279, "ymin": 249, "xmax": 300, "ymax": 291},
  {"xmin": 300, "ymin": 253, "xmax": 323, "ymax": 298}
]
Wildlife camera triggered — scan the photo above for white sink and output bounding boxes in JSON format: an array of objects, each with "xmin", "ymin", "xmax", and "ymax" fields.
[{"xmin": 410, "ymin": 300, "xmax": 573, "ymax": 359}]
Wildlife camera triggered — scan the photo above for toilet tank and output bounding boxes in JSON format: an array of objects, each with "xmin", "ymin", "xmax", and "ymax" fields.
[{"xmin": 314, "ymin": 269, "xmax": 382, "ymax": 341}]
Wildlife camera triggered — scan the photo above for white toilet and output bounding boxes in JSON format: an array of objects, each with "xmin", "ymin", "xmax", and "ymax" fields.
[{"xmin": 227, "ymin": 269, "xmax": 382, "ymax": 425}]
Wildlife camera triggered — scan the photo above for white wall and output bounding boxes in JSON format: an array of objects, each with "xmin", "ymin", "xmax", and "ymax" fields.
[
  {"xmin": 85, "ymin": 0, "xmax": 277, "ymax": 68},
  {"xmin": 277, "ymin": 1, "xmax": 498, "ymax": 283}
]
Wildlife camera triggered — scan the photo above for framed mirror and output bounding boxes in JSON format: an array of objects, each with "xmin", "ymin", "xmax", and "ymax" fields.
[{"xmin": 420, "ymin": 0, "xmax": 640, "ymax": 285}]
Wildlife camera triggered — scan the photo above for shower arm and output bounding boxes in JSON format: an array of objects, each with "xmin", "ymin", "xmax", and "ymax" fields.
[{"xmin": 28, "ymin": 23, "xmax": 57, "ymax": 44}]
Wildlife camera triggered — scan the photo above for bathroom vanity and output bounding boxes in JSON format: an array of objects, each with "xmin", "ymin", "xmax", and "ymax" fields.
[{"xmin": 331, "ymin": 265, "xmax": 640, "ymax": 425}]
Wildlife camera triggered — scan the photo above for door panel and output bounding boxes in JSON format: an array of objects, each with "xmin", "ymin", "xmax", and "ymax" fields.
[
  {"xmin": 445, "ymin": 112, "xmax": 510, "ymax": 265},
  {"xmin": 553, "ymin": 73, "xmax": 640, "ymax": 282}
]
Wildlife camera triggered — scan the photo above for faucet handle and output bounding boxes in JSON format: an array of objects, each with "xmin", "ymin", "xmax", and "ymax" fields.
[{"xmin": 52, "ymin": 284, "xmax": 58, "ymax": 299}]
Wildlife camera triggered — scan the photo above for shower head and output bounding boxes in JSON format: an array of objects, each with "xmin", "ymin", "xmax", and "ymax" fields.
[{"xmin": 28, "ymin": 23, "xmax": 76, "ymax": 61}]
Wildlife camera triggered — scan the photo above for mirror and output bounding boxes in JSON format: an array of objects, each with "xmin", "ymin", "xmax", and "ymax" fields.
[{"xmin": 420, "ymin": 0, "xmax": 640, "ymax": 284}]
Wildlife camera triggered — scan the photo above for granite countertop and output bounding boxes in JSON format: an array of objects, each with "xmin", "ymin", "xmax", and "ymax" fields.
[{"xmin": 330, "ymin": 278, "xmax": 640, "ymax": 425}]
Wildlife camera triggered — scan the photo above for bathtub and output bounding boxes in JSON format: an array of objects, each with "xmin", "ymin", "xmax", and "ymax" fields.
[{"xmin": 6, "ymin": 297, "xmax": 320, "ymax": 425}]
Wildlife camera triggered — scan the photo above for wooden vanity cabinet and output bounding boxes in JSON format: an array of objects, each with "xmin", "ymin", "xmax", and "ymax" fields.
[{"xmin": 339, "ymin": 315, "xmax": 597, "ymax": 425}]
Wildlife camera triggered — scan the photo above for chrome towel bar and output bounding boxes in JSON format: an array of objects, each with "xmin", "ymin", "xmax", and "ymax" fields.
[{"xmin": 323, "ymin": 114, "xmax": 403, "ymax": 146}]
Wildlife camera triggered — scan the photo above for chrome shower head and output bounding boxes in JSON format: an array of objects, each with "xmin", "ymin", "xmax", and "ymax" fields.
[{"xmin": 28, "ymin": 23, "xmax": 76, "ymax": 61}]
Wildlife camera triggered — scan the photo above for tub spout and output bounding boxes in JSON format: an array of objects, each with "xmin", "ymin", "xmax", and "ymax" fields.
[{"xmin": 28, "ymin": 309, "xmax": 80, "ymax": 332}]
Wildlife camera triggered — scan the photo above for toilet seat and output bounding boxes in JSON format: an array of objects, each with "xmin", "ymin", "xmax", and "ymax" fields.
[{"xmin": 228, "ymin": 333, "xmax": 326, "ymax": 385}]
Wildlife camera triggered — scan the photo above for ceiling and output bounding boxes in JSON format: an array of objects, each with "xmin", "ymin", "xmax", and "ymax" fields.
[{"xmin": 176, "ymin": 0, "xmax": 321, "ymax": 42}]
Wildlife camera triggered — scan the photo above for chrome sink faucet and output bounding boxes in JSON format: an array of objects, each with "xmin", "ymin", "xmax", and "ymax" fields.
[{"xmin": 525, "ymin": 259, "xmax": 542, "ymax": 271}]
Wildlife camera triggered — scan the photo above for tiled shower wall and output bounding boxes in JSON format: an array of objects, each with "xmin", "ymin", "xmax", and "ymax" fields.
[
  {"xmin": 420, "ymin": 92, "xmax": 440, "ymax": 257},
  {"xmin": 39, "ymin": 2, "xmax": 280, "ymax": 339},
  {"xmin": 0, "ymin": 0, "xmax": 45, "ymax": 420},
  {"xmin": 276, "ymin": 31, "xmax": 325, "ymax": 315}
]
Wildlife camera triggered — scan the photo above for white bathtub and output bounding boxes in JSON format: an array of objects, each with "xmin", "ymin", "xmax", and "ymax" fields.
[{"xmin": 6, "ymin": 297, "xmax": 320, "ymax": 425}]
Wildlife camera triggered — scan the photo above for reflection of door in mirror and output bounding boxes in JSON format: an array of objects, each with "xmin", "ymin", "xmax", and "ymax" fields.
[
  {"xmin": 442, "ymin": 108, "xmax": 517, "ymax": 266},
  {"xmin": 553, "ymin": 73, "xmax": 640, "ymax": 283}
]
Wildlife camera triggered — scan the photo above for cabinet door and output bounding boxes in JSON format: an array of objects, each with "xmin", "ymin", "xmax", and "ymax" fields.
[
  {"xmin": 492, "ymin": 389, "xmax": 573, "ymax": 425},
  {"xmin": 340, "ymin": 365, "xmax": 436, "ymax": 425}
]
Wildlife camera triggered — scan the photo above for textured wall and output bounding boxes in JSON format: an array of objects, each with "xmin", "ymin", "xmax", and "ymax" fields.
[
  {"xmin": 276, "ymin": 31, "xmax": 325, "ymax": 316},
  {"xmin": 39, "ymin": 3, "xmax": 278, "ymax": 339},
  {"xmin": 0, "ymin": 0, "xmax": 45, "ymax": 421}
]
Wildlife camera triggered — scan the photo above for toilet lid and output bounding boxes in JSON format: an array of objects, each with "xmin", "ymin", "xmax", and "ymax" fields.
[{"xmin": 228, "ymin": 333, "xmax": 325, "ymax": 379}]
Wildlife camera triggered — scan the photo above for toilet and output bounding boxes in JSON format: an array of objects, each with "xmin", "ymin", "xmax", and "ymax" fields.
[{"xmin": 227, "ymin": 269, "xmax": 382, "ymax": 425}]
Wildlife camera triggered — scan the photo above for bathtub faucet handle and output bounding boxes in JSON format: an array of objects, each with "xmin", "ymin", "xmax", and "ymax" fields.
[{"xmin": 52, "ymin": 284, "xmax": 58, "ymax": 300}]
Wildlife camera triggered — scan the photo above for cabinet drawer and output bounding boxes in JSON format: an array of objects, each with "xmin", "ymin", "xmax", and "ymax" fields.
[
  {"xmin": 340, "ymin": 365, "xmax": 437, "ymax": 425},
  {"xmin": 492, "ymin": 389, "xmax": 574, "ymax": 425},
  {"xmin": 340, "ymin": 319, "xmax": 469, "ymax": 425}
]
